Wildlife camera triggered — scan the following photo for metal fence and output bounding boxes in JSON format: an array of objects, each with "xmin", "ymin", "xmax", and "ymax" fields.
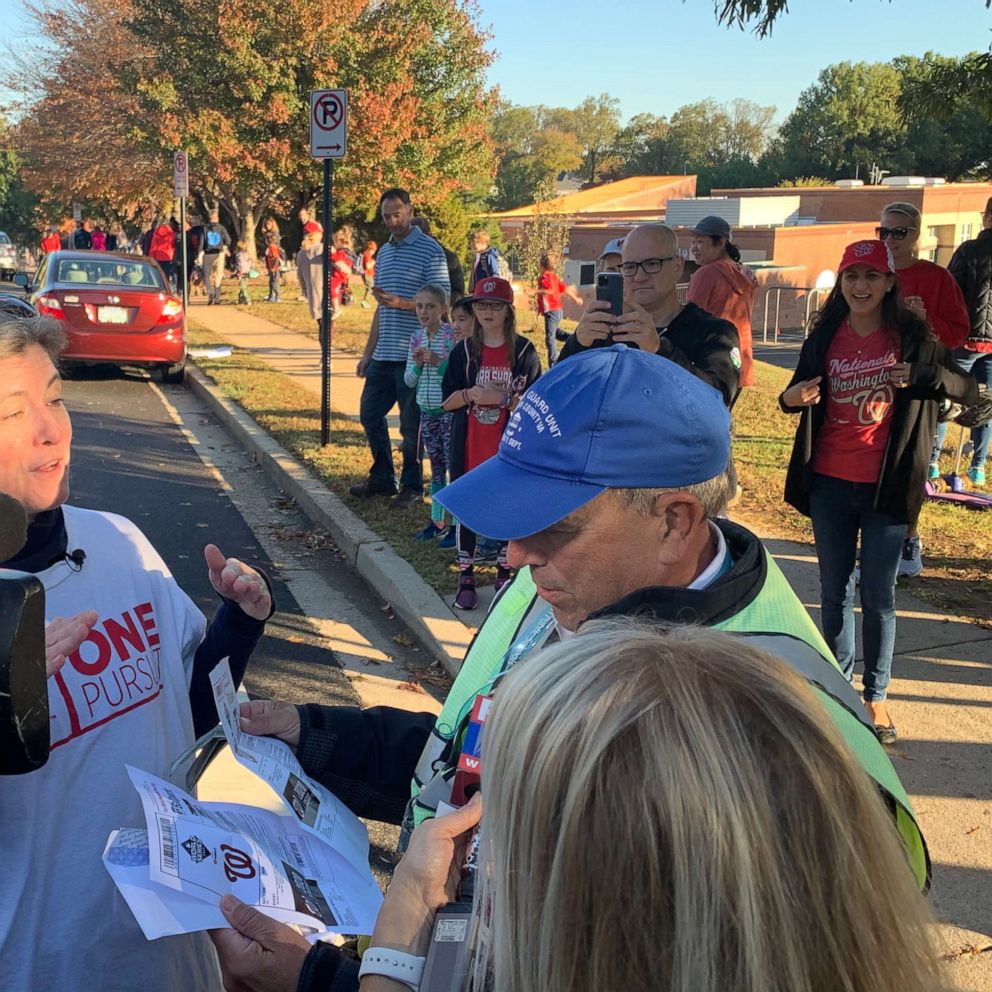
[{"xmin": 760, "ymin": 285, "xmax": 831, "ymax": 343}]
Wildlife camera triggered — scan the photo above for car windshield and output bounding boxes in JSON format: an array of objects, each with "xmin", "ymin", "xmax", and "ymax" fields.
[
  {"xmin": 56, "ymin": 259, "xmax": 165, "ymax": 289},
  {"xmin": 0, "ymin": 234, "xmax": 11, "ymax": 245}
]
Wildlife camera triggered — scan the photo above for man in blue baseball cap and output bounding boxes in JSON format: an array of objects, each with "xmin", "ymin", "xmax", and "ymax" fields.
[{"xmin": 211, "ymin": 347, "xmax": 929, "ymax": 992}]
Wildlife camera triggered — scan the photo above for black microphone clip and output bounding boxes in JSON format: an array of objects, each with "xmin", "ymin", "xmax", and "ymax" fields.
[{"xmin": 66, "ymin": 549, "xmax": 86, "ymax": 571}]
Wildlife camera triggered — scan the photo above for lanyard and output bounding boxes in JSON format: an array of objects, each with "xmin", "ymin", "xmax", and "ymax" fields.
[{"xmin": 449, "ymin": 601, "xmax": 557, "ymax": 743}]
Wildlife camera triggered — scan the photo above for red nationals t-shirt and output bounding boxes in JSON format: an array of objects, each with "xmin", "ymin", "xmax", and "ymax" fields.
[
  {"xmin": 813, "ymin": 321, "xmax": 902, "ymax": 483},
  {"xmin": 537, "ymin": 271, "xmax": 566, "ymax": 315},
  {"xmin": 465, "ymin": 342, "xmax": 512, "ymax": 471}
]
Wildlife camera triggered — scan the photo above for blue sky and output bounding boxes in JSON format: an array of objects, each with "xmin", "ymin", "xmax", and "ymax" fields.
[
  {"xmin": 478, "ymin": 0, "xmax": 991, "ymax": 122},
  {"xmin": 4, "ymin": 0, "xmax": 989, "ymax": 125}
]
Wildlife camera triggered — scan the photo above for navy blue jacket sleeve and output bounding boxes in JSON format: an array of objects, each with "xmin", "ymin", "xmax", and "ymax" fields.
[
  {"xmin": 295, "ymin": 703, "xmax": 437, "ymax": 824},
  {"xmin": 297, "ymin": 941, "xmax": 360, "ymax": 992},
  {"xmin": 188, "ymin": 583, "xmax": 272, "ymax": 737}
]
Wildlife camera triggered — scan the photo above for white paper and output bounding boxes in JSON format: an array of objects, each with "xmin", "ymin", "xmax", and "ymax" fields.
[
  {"xmin": 116, "ymin": 766, "xmax": 383, "ymax": 940},
  {"xmin": 209, "ymin": 660, "xmax": 369, "ymax": 867},
  {"xmin": 104, "ymin": 660, "xmax": 386, "ymax": 942}
]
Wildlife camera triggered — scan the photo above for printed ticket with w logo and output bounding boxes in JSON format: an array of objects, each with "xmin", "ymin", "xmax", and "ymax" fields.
[
  {"xmin": 102, "ymin": 658, "xmax": 383, "ymax": 941},
  {"xmin": 105, "ymin": 764, "xmax": 383, "ymax": 941}
]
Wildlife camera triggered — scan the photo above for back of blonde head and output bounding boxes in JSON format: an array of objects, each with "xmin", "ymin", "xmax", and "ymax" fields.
[{"xmin": 473, "ymin": 622, "xmax": 942, "ymax": 992}]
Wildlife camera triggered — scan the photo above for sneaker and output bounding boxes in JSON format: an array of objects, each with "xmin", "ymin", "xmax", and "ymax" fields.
[
  {"xmin": 968, "ymin": 466, "xmax": 986, "ymax": 487},
  {"xmin": 453, "ymin": 574, "xmax": 477, "ymax": 611},
  {"xmin": 361, "ymin": 300, "xmax": 371, "ymax": 309},
  {"xmin": 928, "ymin": 463, "xmax": 940, "ymax": 481},
  {"xmin": 437, "ymin": 527, "xmax": 456, "ymax": 550},
  {"xmin": 476, "ymin": 537, "xmax": 500, "ymax": 563},
  {"xmin": 349, "ymin": 478, "xmax": 398, "ymax": 498},
  {"xmin": 391, "ymin": 487, "xmax": 423, "ymax": 510},
  {"xmin": 494, "ymin": 566, "xmax": 514, "ymax": 595},
  {"xmin": 897, "ymin": 537, "xmax": 923, "ymax": 578},
  {"xmin": 875, "ymin": 723, "xmax": 898, "ymax": 746},
  {"xmin": 413, "ymin": 522, "xmax": 443, "ymax": 541}
]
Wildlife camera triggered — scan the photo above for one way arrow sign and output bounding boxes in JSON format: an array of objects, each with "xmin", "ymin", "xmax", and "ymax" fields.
[{"xmin": 310, "ymin": 90, "xmax": 348, "ymax": 160}]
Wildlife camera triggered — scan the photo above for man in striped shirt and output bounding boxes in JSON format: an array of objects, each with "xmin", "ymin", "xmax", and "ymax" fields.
[{"xmin": 351, "ymin": 188, "xmax": 451, "ymax": 507}]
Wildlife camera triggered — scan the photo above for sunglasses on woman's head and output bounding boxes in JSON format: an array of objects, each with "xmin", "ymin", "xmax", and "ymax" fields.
[{"xmin": 875, "ymin": 226, "xmax": 916, "ymax": 241}]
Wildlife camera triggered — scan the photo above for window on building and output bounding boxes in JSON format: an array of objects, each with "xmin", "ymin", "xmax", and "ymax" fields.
[{"xmin": 962, "ymin": 223, "xmax": 973, "ymax": 241}]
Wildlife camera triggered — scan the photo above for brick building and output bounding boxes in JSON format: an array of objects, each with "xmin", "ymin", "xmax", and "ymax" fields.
[{"xmin": 492, "ymin": 177, "xmax": 992, "ymax": 332}]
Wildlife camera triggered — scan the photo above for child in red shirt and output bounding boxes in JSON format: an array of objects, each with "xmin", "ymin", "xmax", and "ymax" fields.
[
  {"xmin": 442, "ymin": 277, "xmax": 541, "ymax": 610},
  {"xmin": 360, "ymin": 240, "xmax": 377, "ymax": 308},
  {"xmin": 536, "ymin": 251, "xmax": 581, "ymax": 367},
  {"xmin": 263, "ymin": 232, "xmax": 285, "ymax": 303}
]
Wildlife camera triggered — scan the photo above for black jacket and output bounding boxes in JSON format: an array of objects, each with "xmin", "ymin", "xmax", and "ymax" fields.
[
  {"xmin": 441, "ymin": 335, "xmax": 541, "ymax": 479},
  {"xmin": 442, "ymin": 246, "xmax": 465, "ymax": 301},
  {"xmin": 558, "ymin": 301, "xmax": 740, "ymax": 406},
  {"xmin": 294, "ymin": 520, "xmax": 774, "ymax": 992},
  {"xmin": 781, "ymin": 322, "xmax": 978, "ymax": 525},
  {"xmin": 947, "ymin": 228, "xmax": 992, "ymax": 350}
]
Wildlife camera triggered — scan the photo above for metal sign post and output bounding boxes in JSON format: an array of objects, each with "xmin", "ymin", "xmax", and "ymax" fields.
[
  {"xmin": 173, "ymin": 150, "xmax": 190, "ymax": 308},
  {"xmin": 309, "ymin": 89, "xmax": 348, "ymax": 446}
]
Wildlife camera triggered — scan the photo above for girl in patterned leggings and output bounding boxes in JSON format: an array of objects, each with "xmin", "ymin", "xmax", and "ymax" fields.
[{"xmin": 404, "ymin": 284, "xmax": 455, "ymax": 541}]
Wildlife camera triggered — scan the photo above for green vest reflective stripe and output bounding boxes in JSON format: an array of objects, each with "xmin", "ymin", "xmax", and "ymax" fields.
[{"xmin": 405, "ymin": 559, "xmax": 930, "ymax": 890}]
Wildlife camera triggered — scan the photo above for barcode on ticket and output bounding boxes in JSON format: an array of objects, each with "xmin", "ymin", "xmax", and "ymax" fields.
[{"xmin": 158, "ymin": 814, "xmax": 178, "ymax": 874}]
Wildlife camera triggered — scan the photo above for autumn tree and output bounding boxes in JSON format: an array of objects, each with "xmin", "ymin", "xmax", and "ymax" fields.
[
  {"xmin": 14, "ymin": 0, "xmax": 496, "ymax": 255},
  {"xmin": 711, "ymin": 0, "xmax": 992, "ymax": 115},
  {"xmin": 770, "ymin": 62, "xmax": 907, "ymax": 179},
  {"xmin": 13, "ymin": 0, "xmax": 167, "ymax": 215},
  {"xmin": 490, "ymin": 103, "xmax": 583, "ymax": 211}
]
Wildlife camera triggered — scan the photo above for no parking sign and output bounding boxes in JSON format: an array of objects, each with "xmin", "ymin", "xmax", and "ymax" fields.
[{"xmin": 310, "ymin": 90, "xmax": 348, "ymax": 159}]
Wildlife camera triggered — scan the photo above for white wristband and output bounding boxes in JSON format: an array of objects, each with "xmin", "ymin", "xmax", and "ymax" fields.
[{"xmin": 358, "ymin": 948, "xmax": 425, "ymax": 990}]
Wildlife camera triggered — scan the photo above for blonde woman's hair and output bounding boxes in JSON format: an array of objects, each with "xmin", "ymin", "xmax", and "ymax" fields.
[
  {"xmin": 882, "ymin": 201, "xmax": 922, "ymax": 228},
  {"xmin": 473, "ymin": 621, "xmax": 943, "ymax": 992}
]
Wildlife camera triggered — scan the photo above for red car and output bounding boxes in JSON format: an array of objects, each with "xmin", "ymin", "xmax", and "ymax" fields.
[{"xmin": 29, "ymin": 250, "xmax": 187, "ymax": 382}]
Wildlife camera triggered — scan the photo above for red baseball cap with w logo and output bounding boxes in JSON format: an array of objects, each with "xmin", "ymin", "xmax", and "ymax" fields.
[
  {"xmin": 467, "ymin": 276, "xmax": 514, "ymax": 305},
  {"xmin": 838, "ymin": 239, "xmax": 894, "ymax": 275}
]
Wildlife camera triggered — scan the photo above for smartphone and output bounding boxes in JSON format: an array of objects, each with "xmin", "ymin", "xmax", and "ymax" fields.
[{"xmin": 595, "ymin": 271, "xmax": 624, "ymax": 317}]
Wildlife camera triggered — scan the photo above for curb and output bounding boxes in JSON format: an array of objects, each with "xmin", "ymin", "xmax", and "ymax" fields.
[{"xmin": 185, "ymin": 364, "xmax": 471, "ymax": 678}]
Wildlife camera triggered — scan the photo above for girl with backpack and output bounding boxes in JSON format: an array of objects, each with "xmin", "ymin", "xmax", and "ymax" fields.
[
  {"xmin": 329, "ymin": 227, "xmax": 354, "ymax": 319},
  {"xmin": 263, "ymin": 232, "xmax": 285, "ymax": 303},
  {"xmin": 149, "ymin": 220, "xmax": 177, "ymax": 287},
  {"xmin": 780, "ymin": 240, "xmax": 978, "ymax": 745},
  {"xmin": 442, "ymin": 277, "xmax": 541, "ymax": 610},
  {"xmin": 234, "ymin": 240, "xmax": 253, "ymax": 306},
  {"xmin": 404, "ymin": 284, "xmax": 456, "ymax": 544}
]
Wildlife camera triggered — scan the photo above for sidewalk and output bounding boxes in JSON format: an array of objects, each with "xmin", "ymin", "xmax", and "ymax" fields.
[{"xmin": 189, "ymin": 300, "xmax": 992, "ymax": 989}]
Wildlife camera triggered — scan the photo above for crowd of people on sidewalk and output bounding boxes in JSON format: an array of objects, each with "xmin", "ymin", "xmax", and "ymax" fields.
[{"xmin": 5, "ymin": 184, "xmax": 991, "ymax": 992}]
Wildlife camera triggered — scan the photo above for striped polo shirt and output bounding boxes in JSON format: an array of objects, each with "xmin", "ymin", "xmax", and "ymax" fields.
[{"xmin": 373, "ymin": 225, "xmax": 451, "ymax": 362}]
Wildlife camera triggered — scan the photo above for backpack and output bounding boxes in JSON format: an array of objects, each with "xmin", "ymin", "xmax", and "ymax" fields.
[
  {"xmin": 485, "ymin": 246, "xmax": 511, "ymax": 282},
  {"xmin": 265, "ymin": 246, "xmax": 285, "ymax": 273},
  {"xmin": 149, "ymin": 225, "xmax": 175, "ymax": 261},
  {"xmin": 205, "ymin": 226, "xmax": 223, "ymax": 250}
]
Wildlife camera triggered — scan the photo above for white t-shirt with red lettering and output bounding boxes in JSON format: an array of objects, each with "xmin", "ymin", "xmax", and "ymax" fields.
[
  {"xmin": 0, "ymin": 506, "xmax": 221, "ymax": 990},
  {"xmin": 813, "ymin": 321, "xmax": 902, "ymax": 484}
]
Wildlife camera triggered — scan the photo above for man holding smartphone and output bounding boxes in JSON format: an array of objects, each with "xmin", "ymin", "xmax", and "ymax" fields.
[{"xmin": 561, "ymin": 223, "xmax": 741, "ymax": 406}]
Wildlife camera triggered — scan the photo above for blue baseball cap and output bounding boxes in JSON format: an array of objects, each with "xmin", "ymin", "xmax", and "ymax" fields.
[{"xmin": 435, "ymin": 345, "xmax": 731, "ymax": 540}]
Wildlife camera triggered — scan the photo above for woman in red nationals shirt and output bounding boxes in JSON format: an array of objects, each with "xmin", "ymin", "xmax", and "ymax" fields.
[{"xmin": 780, "ymin": 240, "xmax": 977, "ymax": 746}]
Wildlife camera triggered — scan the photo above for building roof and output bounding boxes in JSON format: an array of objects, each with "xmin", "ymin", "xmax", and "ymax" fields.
[{"xmin": 491, "ymin": 176, "xmax": 694, "ymax": 219}]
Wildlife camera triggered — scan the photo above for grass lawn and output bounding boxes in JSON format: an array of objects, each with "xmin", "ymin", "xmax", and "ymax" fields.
[{"xmin": 192, "ymin": 283, "xmax": 992, "ymax": 622}]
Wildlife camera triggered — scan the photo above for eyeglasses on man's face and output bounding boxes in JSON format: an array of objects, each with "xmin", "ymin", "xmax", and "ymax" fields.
[
  {"xmin": 618, "ymin": 257, "xmax": 675, "ymax": 277},
  {"xmin": 473, "ymin": 300, "xmax": 508, "ymax": 311},
  {"xmin": 875, "ymin": 226, "xmax": 917, "ymax": 241}
]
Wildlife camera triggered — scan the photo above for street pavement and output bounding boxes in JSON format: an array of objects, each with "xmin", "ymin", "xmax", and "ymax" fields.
[
  {"xmin": 189, "ymin": 299, "xmax": 992, "ymax": 988},
  {"xmin": 63, "ymin": 369, "xmax": 444, "ymax": 878}
]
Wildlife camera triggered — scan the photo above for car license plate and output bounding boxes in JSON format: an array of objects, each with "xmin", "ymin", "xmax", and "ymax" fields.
[{"xmin": 98, "ymin": 306, "xmax": 129, "ymax": 324}]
